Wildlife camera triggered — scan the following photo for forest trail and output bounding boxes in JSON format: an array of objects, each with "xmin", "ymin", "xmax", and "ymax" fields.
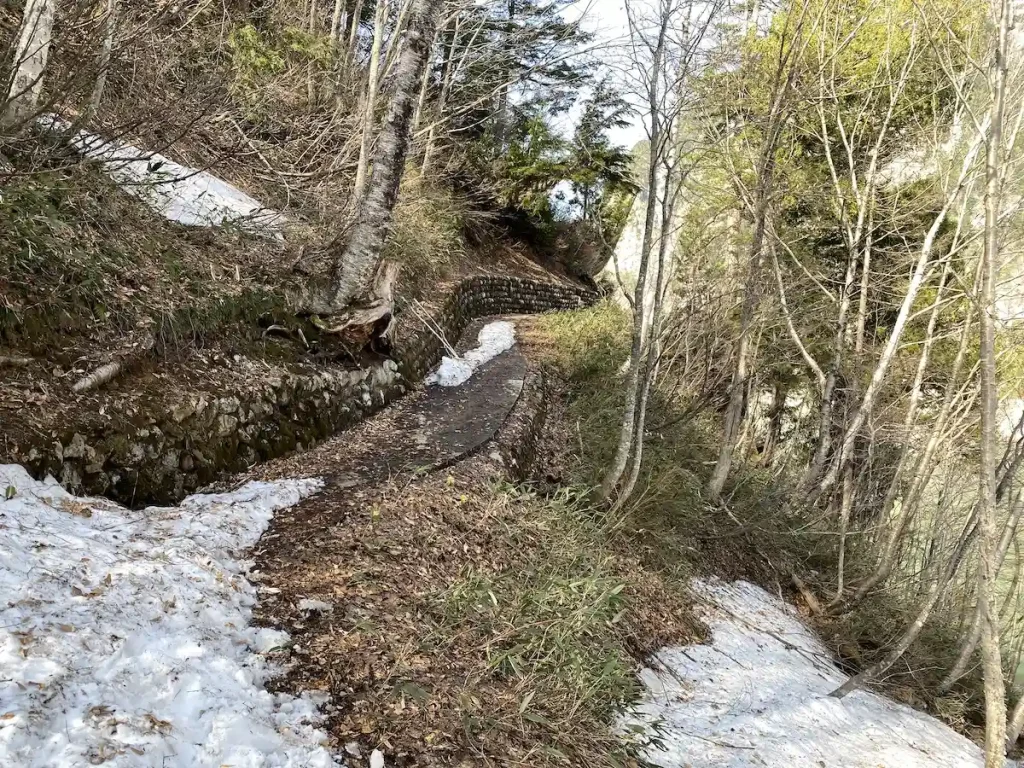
[
  {"xmin": 231, "ymin": 317, "xmax": 528, "ymax": 490},
  {"xmin": 1, "ymin": 298, "xmax": 1015, "ymax": 767}
]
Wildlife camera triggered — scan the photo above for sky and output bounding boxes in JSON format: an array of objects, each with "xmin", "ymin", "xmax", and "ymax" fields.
[{"xmin": 558, "ymin": 0, "xmax": 649, "ymax": 150}]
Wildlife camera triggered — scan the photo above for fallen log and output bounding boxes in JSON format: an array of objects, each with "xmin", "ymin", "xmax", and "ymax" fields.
[{"xmin": 71, "ymin": 334, "xmax": 155, "ymax": 394}]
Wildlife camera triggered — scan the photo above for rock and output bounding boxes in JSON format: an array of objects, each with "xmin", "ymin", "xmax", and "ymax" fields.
[
  {"xmin": 171, "ymin": 402, "xmax": 196, "ymax": 423},
  {"xmin": 216, "ymin": 414, "xmax": 238, "ymax": 437},
  {"xmin": 216, "ymin": 396, "xmax": 241, "ymax": 415},
  {"xmin": 63, "ymin": 433, "xmax": 89, "ymax": 459},
  {"xmin": 161, "ymin": 449, "xmax": 180, "ymax": 473},
  {"xmin": 60, "ymin": 464, "xmax": 82, "ymax": 490}
]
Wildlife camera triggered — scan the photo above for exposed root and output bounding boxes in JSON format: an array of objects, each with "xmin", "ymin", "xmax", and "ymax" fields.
[
  {"xmin": 315, "ymin": 260, "xmax": 400, "ymax": 349},
  {"xmin": 263, "ymin": 324, "xmax": 310, "ymax": 349}
]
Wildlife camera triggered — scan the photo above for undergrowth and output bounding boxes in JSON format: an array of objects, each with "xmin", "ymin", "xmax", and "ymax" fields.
[
  {"xmin": 0, "ymin": 157, "xmax": 291, "ymax": 350},
  {"xmin": 526, "ymin": 302, "xmax": 809, "ymax": 582},
  {"xmin": 526, "ymin": 301, "xmax": 990, "ymax": 740},
  {"xmin": 430, "ymin": 483, "xmax": 695, "ymax": 766}
]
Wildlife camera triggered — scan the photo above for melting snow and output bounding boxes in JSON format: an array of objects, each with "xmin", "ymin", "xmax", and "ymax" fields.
[
  {"xmin": 426, "ymin": 320, "xmax": 516, "ymax": 387},
  {"xmin": 0, "ymin": 464, "xmax": 337, "ymax": 767},
  {"xmin": 624, "ymin": 579, "xmax": 1009, "ymax": 767},
  {"xmin": 40, "ymin": 115, "xmax": 286, "ymax": 237}
]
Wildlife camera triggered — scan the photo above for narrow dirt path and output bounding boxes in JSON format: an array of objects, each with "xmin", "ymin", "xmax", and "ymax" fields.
[
  {"xmin": 229, "ymin": 317, "xmax": 544, "ymax": 765},
  {"xmin": 235, "ymin": 317, "xmax": 528, "ymax": 489}
]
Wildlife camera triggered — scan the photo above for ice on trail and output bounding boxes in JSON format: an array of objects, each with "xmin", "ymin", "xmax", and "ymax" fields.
[
  {"xmin": 40, "ymin": 115, "xmax": 285, "ymax": 237},
  {"xmin": 0, "ymin": 464, "xmax": 338, "ymax": 768},
  {"xmin": 623, "ymin": 579, "xmax": 1010, "ymax": 768},
  {"xmin": 426, "ymin": 320, "xmax": 516, "ymax": 387}
]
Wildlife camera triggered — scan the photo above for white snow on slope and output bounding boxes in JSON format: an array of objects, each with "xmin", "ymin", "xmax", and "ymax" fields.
[
  {"xmin": 426, "ymin": 320, "xmax": 516, "ymax": 387},
  {"xmin": 0, "ymin": 464, "xmax": 337, "ymax": 768},
  {"xmin": 623, "ymin": 579, "xmax": 1009, "ymax": 768},
  {"xmin": 40, "ymin": 115, "xmax": 285, "ymax": 237}
]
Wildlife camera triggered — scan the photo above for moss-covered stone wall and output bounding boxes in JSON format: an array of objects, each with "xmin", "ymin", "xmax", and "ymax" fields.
[{"xmin": 15, "ymin": 275, "xmax": 595, "ymax": 506}]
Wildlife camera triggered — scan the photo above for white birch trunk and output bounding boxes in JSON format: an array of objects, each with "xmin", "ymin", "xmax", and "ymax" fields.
[
  {"xmin": 87, "ymin": 0, "xmax": 119, "ymax": 119},
  {"xmin": 3, "ymin": 0, "xmax": 57, "ymax": 128},
  {"xmin": 979, "ymin": 1, "xmax": 1011, "ymax": 762},
  {"xmin": 353, "ymin": 0, "xmax": 389, "ymax": 200}
]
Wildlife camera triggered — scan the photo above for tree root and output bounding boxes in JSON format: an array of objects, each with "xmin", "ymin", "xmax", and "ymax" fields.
[
  {"xmin": 791, "ymin": 572, "xmax": 823, "ymax": 617},
  {"xmin": 314, "ymin": 260, "xmax": 400, "ymax": 350}
]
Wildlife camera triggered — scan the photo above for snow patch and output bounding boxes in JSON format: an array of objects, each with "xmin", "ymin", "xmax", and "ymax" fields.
[
  {"xmin": 0, "ymin": 464, "xmax": 338, "ymax": 767},
  {"xmin": 40, "ymin": 115, "xmax": 286, "ymax": 237},
  {"xmin": 623, "ymin": 578, "xmax": 1009, "ymax": 767},
  {"xmin": 426, "ymin": 321, "xmax": 516, "ymax": 387}
]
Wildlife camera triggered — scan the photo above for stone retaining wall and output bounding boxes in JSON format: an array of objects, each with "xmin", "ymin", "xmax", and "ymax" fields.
[
  {"xmin": 394, "ymin": 274, "xmax": 596, "ymax": 382},
  {"xmin": 18, "ymin": 274, "xmax": 595, "ymax": 506}
]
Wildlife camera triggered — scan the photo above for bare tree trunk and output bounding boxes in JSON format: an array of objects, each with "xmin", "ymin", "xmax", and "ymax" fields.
[
  {"xmin": 708, "ymin": 246, "xmax": 761, "ymax": 498},
  {"xmin": 1009, "ymin": 691, "xmax": 1024, "ymax": 753},
  {"xmin": 610, "ymin": 147, "xmax": 681, "ymax": 512},
  {"xmin": 329, "ymin": 0, "xmax": 443, "ymax": 313},
  {"xmin": 3, "ymin": 0, "xmax": 56, "ymax": 128},
  {"xmin": 830, "ymin": 295, "xmax": 976, "ymax": 613},
  {"xmin": 803, "ymin": 249, "xmax": 857, "ymax": 488},
  {"xmin": 941, "ymin": 493, "xmax": 1024, "ymax": 693},
  {"xmin": 600, "ymin": 14, "xmax": 667, "ymax": 501},
  {"xmin": 834, "ymin": 257, "xmax": 954, "ymax": 603},
  {"xmin": 830, "ymin": 513, "xmax": 978, "ymax": 699},
  {"xmin": 835, "ymin": 464, "xmax": 855, "ymax": 598},
  {"xmin": 979, "ymin": 1, "xmax": 1011, "ymax": 761},
  {"xmin": 347, "ymin": 0, "xmax": 364, "ymax": 63},
  {"xmin": 421, "ymin": 16, "xmax": 460, "ymax": 172},
  {"xmin": 353, "ymin": 0, "xmax": 390, "ymax": 200},
  {"xmin": 381, "ymin": 0, "xmax": 415, "ymax": 81},
  {"xmin": 854, "ymin": 202, "xmax": 873, "ymax": 354},
  {"xmin": 308, "ymin": 0, "xmax": 320, "ymax": 105},
  {"xmin": 708, "ymin": 134, "xmax": 782, "ymax": 497},
  {"xmin": 707, "ymin": 6, "xmax": 805, "ymax": 497},
  {"xmin": 87, "ymin": 0, "xmax": 119, "ymax": 120},
  {"xmin": 411, "ymin": 29, "xmax": 433, "ymax": 133},
  {"xmin": 812, "ymin": 130, "xmax": 986, "ymax": 499},
  {"xmin": 331, "ymin": 0, "xmax": 347, "ymax": 44}
]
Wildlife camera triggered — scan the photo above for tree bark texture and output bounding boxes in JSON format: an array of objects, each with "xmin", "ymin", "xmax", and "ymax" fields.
[
  {"xmin": 3, "ymin": 0, "xmax": 56, "ymax": 128},
  {"xmin": 330, "ymin": 0, "xmax": 443, "ymax": 311}
]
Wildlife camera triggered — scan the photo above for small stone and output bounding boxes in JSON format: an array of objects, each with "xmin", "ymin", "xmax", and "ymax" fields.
[
  {"xmin": 216, "ymin": 414, "xmax": 238, "ymax": 437},
  {"xmin": 216, "ymin": 396, "xmax": 241, "ymax": 415},
  {"xmin": 63, "ymin": 433, "xmax": 89, "ymax": 459},
  {"xmin": 171, "ymin": 402, "xmax": 196, "ymax": 423}
]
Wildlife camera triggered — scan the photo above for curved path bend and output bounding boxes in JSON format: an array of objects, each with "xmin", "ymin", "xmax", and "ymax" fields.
[{"xmin": 238, "ymin": 316, "xmax": 529, "ymax": 491}]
